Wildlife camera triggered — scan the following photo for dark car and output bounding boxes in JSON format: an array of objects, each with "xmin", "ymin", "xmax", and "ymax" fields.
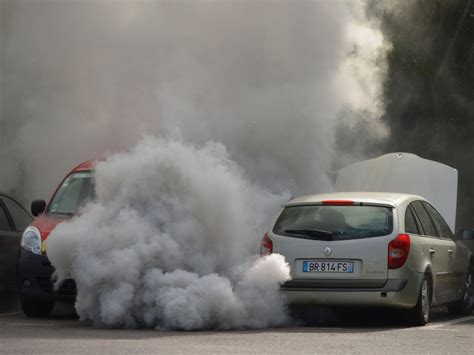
[
  {"xmin": 0, "ymin": 193, "xmax": 33, "ymax": 295},
  {"xmin": 17, "ymin": 161, "xmax": 95, "ymax": 317}
]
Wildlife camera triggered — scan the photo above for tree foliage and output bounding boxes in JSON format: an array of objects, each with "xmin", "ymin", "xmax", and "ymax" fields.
[{"xmin": 369, "ymin": 0, "xmax": 474, "ymax": 228}]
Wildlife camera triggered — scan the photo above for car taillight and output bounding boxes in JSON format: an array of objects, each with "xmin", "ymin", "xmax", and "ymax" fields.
[
  {"xmin": 388, "ymin": 234, "xmax": 410, "ymax": 269},
  {"xmin": 260, "ymin": 233, "xmax": 273, "ymax": 256}
]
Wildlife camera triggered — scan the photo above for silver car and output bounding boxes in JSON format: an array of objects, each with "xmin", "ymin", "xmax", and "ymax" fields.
[{"xmin": 262, "ymin": 192, "xmax": 473, "ymax": 325}]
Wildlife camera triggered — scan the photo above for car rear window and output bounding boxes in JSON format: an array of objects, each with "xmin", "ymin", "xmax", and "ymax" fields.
[{"xmin": 273, "ymin": 205, "xmax": 393, "ymax": 240}]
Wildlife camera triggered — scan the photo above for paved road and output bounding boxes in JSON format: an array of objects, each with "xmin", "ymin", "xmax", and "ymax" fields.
[{"xmin": 0, "ymin": 303, "xmax": 472, "ymax": 354}]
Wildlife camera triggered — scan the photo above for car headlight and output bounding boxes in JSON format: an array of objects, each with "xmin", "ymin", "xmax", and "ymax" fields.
[{"xmin": 21, "ymin": 227, "xmax": 42, "ymax": 255}]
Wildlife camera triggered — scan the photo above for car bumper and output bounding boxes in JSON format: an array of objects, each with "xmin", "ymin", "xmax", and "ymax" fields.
[
  {"xmin": 16, "ymin": 248, "xmax": 76, "ymax": 302},
  {"xmin": 280, "ymin": 273, "xmax": 423, "ymax": 309}
]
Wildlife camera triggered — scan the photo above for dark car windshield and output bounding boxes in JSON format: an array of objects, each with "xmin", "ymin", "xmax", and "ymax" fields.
[
  {"xmin": 48, "ymin": 171, "xmax": 95, "ymax": 216},
  {"xmin": 273, "ymin": 204, "xmax": 393, "ymax": 241}
]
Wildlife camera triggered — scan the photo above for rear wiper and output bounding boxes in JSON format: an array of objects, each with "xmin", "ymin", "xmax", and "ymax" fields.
[{"xmin": 284, "ymin": 229, "xmax": 333, "ymax": 240}]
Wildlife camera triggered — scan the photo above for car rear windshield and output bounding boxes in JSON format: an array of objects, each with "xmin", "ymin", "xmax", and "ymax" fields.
[
  {"xmin": 273, "ymin": 204, "xmax": 393, "ymax": 241},
  {"xmin": 48, "ymin": 171, "xmax": 95, "ymax": 216}
]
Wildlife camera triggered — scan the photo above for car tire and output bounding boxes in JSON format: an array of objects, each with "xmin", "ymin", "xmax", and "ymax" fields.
[
  {"xmin": 406, "ymin": 274, "xmax": 431, "ymax": 326},
  {"xmin": 20, "ymin": 297, "xmax": 54, "ymax": 318},
  {"xmin": 447, "ymin": 266, "xmax": 473, "ymax": 316}
]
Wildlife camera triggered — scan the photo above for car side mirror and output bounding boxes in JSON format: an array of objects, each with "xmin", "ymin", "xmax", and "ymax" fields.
[
  {"xmin": 455, "ymin": 229, "xmax": 474, "ymax": 241},
  {"xmin": 31, "ymin": 200, "xmax": 46, "ymax": 217}
]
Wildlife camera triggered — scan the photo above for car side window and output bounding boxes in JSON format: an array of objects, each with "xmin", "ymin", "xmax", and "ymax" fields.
[
  {"xmin": 422, "ymin": 201, "xmax": 454, "ymax": 239},
  {"xmin": 405, "ymin": 205, "xmax": 421, "ymax": 235},
  {"xmin": 2, "ymin": 197, "xmax": 33, "ymax": 232},
  {"xmin": 0, "ymin": 204, "xmax": 12, "ymax": 231},
  {"xmin": 409, "ymin": 204, "xmax": 425, "ymax": 234},
  {"xmin": 411, "ymin": 201, "xmax": 439, "ymax": 237}
]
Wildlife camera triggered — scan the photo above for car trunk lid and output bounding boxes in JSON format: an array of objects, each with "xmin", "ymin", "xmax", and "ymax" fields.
[{"xmin": 270, "ymin": 202, "xmax": 396, "ymax": 288}]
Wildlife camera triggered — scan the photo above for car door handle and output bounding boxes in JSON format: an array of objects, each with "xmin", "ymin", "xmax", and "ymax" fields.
[
  {"xmin": 429, "ymin": 248, "xmax": 436, "ymax": 255},
  {"xmin": 448, "ymin": 248, "xmax": 454, "ymax": 255}
]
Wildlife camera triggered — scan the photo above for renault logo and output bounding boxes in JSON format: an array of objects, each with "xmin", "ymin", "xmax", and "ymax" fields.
[{"xmin": 324, "ymin": 246, "xmax": 332, "ymax": 257}]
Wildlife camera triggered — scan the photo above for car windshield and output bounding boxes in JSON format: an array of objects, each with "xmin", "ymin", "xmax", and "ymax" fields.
[
  {"xmin": 48, "ymin": 171, "xmax": 95, "ymax": 216},
  {"xmin": 273, "ymin": 205, "xmax": 393, "ymax": 240}
]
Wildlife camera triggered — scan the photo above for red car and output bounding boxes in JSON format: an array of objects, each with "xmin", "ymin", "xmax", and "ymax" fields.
[{"xmin": 17, "ymin": 161, "xmax": 95, "ymax": 317}]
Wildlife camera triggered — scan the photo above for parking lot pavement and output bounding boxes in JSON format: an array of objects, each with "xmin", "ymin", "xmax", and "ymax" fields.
[{"xmin": 0, "ymin": 304, "xmax": 472, "ymax": 354}]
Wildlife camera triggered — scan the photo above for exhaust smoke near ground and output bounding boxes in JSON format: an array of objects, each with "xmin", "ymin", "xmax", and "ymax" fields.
[
  {"xmin": 1, "ymin": 1, "xmax": 391, "ymax": 329},
  {"xmin": 47, "ymin": 138, "xmax": 291, "ymax": 329}
]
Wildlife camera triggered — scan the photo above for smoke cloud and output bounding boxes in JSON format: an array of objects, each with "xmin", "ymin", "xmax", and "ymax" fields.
[
  {"xmin": 0, "ymin": 0, "xmax": 388, "ymax": 199},
  {"xmin": 1, "ymin": 1, "xmax": 391, "ymax": 329},
  {"xmin": 47, "ymin": 138, "xmax": 291, "ymax": 329}
]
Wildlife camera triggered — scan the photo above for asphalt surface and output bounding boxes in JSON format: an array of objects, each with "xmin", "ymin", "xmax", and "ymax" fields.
[{"xmin": 0, "ymin": 300, "xmax": 472, "ymax": 354}]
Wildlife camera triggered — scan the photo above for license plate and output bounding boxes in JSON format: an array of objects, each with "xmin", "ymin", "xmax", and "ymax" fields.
[{"xmin": 303, "ymin": 260, "xmax": 354, "ymax": 273}]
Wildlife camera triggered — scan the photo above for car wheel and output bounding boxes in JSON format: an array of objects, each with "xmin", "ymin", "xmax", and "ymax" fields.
[
  {"xmin": 20, "ymin": 297, "xmax": 54, "ymax": 318},
  {"xmin": 447, "ymin": 266, "xmax": 473, "ymax": 316},
  {"xmin": 407, "ymin": 274, "xmax": 431, "ymax": 326}
]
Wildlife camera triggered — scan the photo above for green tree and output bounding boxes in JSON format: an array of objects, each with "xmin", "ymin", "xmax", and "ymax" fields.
[{"xmin": 369, "ymin": 0, "xmax": 474, "ymax": 228}]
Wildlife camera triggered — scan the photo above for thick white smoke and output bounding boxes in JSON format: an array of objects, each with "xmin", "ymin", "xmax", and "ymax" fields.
[
  {"xmin": 47, "ymin": 137, "xmax": 291, "ymax": 329},
  {"xmin": 2, "ymin": 1, "xmax": 391, "ymax": 329},
  {"xmin": 0, "ymin": 0, "xmax": 389, "ymax": 200}
]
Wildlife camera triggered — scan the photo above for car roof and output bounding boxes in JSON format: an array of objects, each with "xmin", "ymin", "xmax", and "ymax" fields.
[
  {"xmin": 0, "ymin": 191, "xmax": 20, "ymax": 202},
  {"xmin": 285, "ymin": 192, "xmax": 426, "ymax": 207},
  {"xmin": 71, "ymin": 160, "xmax": 96, "ymax": 172}
]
